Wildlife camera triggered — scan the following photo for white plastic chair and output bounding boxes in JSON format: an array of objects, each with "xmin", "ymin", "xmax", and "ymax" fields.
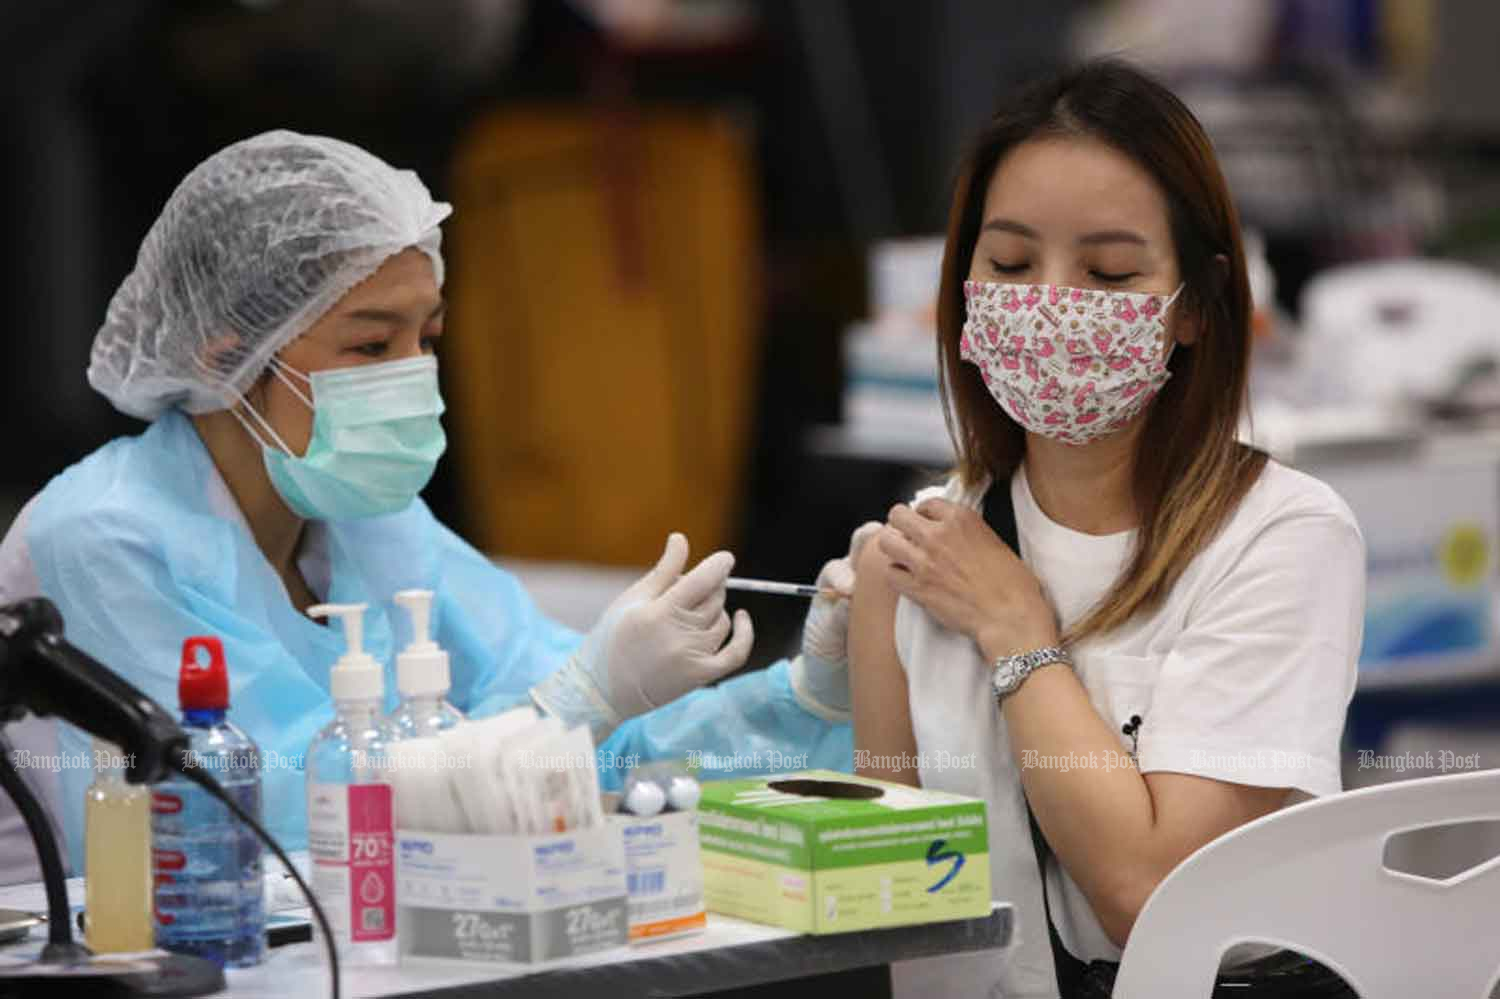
[{"xmin": 1112, "ymin": 767, "xmax": 1500, "ymax": 998}]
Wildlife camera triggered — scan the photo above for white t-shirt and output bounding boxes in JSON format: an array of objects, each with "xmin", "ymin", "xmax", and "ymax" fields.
[{"xmin": 889, "ymin": 461, "xmax": 1365, "ymax": 999}]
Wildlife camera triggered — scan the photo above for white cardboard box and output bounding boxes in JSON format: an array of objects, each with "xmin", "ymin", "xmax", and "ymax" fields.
[
  {"xmin": 395, "ymin": 824, "xmax": 628, "ymax": 964},
  {"xmin": 614, "ymin": 810, "xmax": 705, "ymax": 942}
]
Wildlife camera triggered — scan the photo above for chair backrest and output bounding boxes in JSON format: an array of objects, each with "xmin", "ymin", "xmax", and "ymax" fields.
[{"xmin": 1112, "ymin": 767, "xmax": 1500, "ymax": 998}]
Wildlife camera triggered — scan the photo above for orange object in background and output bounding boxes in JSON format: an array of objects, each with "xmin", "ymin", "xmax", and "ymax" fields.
[
  {"xmin": 444, "ymin": 109, "xmax": 761, "ymax": 567},
  {"xmin": 1251, "ymin": 305, "xmax": 1276, "ymax": 342}
]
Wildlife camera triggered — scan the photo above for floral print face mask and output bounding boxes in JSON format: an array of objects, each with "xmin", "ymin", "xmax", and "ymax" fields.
[{"xmin": 959, "ymin": 280, "xmax": 1185, "ymax": 445}]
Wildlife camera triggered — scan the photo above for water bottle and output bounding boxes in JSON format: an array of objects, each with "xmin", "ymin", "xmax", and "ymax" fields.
[
  {"xmin": 152, "ymin": 636, "xmax": 265, "ymax": 967},
  {"xmin": 306, "ymin": 603, "xmax": 399, "ymax": 965},
  {"xmin": 388, "ymin": 590, "xmax": 464, "ymax": 739}
]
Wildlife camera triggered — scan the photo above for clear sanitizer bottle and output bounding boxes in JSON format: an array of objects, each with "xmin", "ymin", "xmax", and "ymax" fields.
[
  {"xmin": 305, "ymin": 603, "xmax": 398, "ymax": 965},
  {"xmin": 152, "ymin": 636, "xmax": 265, "ymax": 967},
  {"xmin": 388, "ymin": 590, "xmax": 465, "ymax": 739}
]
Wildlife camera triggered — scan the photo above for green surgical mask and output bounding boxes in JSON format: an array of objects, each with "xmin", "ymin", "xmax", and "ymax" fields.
[{"xmin": 234, "ymin": 355, "xmax": 447, "ymax": 520}]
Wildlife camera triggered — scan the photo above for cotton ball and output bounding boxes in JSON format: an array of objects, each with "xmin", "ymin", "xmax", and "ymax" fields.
[
  {"xmin": 666, "ymin": 776, "xmax": 701, "ymax": 812},
  {"xmin": 624, "ymin": 780, "xmax": 666, "ymax": 817}
]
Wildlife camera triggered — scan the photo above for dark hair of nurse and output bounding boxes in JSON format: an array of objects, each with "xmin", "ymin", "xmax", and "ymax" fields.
[{"xmin": 937, "ymin": 58, "xmax": 1266, "ymax": 641}]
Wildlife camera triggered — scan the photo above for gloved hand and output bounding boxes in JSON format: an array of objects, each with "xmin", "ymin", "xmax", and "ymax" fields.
[
  {"xmin": 531, "ymin": 533, "xmax": 754, "ymax": 742},
  {"xmin": 789, "ymin": 521, "xmax": 883, "ymax": 721}
]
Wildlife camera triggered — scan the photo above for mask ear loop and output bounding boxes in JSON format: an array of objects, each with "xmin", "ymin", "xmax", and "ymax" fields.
[
  {"xmin": 1160, "ymin": 283, "xmax": 1188, "ymax": 366},
  {"xmin": 226, "ymin": 357, "xmax": 313, "ymax": 458},
  {"xmin": 267, "ymin": 357, "xmax": 315, "ymax": 409}
]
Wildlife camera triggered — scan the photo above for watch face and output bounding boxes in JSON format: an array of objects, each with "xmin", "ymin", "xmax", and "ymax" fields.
[{"xmin": 992, "ymin": 661, "xmax": 1022, "ymax": 696}]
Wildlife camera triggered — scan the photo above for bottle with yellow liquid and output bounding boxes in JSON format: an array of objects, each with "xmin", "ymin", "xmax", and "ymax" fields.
[{"xmin": 84, "ymin": 738, "xmax": 154, "ymax": 953}]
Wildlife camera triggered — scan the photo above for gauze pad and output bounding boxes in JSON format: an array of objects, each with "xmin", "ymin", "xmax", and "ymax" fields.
[
  {"xmin": 440, "ymin": 723, "xmax": 508, "ymax": 834},
  {"xmin": 388, "ymin": 736, "xmax": 466, "ymax": 834},
  {"xmin": 460, "ymin": 709, "xmax": 556, "ymax": 834},
  {"xmin": 491, "ymin": 715, "xmax": 561, "ymax": 834},
  {"xmin": 526, "ymin": 723, "xmax": 604, "ymax": 833}
]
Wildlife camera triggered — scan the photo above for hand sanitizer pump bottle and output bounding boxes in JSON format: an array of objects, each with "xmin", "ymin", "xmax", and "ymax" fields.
[
  {"xmin": 305, "ymin": 603, "xmax": 398, "ymax": 965},
  {"xmin": 388, "ymin": 590, "xmax": 465, "ymax": 739}
]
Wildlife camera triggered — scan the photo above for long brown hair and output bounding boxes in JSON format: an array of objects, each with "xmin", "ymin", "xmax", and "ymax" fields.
[{"xmin": 937, "ymin": 59, "xmax": 1267, "ymax": 642}]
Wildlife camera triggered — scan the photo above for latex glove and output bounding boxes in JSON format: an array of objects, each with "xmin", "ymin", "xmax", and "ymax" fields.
[
  {"xmin": 531, "ymin": 533, "xmax": 754, "ymax": 742},
  {"xmin": 789, "ymin": 521, "xmax": 883, "ymax": 721}
]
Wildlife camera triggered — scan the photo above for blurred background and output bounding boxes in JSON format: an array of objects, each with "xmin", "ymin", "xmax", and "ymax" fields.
[{"xmin": 4, "ymin": 0, "xmax": 1500, "ymax": 828}]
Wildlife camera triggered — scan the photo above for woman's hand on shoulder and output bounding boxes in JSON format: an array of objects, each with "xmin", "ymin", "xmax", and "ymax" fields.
[{"xmin": 878, "ymin": 497, "xmax": 1059, "ymax": 659}]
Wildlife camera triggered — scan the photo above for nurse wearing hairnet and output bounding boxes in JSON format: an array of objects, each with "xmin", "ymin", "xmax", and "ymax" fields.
[{"xmin": 0, "ymin": 131, "xmax": 873, "ymax": 866}]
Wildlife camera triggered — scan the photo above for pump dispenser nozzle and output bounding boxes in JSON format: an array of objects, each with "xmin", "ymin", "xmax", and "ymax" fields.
[
  {"xmin": 308, "ymin": 602, "xmax": 383, "ymax": 701},
  {"xmin": 393, "ymin": 590, "xmax": 451, "ymax": 699},
  {"xmin": 394, "ymin": 591, "xmax": 435, "ymax": 652}
]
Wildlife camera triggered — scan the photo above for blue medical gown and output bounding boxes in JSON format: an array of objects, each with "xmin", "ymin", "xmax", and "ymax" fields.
[{"xmin": 25, "ymin": 411, "xmax": 852, "ymax": 871}]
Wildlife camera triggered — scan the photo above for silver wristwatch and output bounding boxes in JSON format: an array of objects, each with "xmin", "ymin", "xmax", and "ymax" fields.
[{"xmin": 991, "ymin": 646, "xmax": 1073, "ymax": 700}]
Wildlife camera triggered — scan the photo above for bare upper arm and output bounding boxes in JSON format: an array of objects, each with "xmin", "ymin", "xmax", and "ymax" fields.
[
  {"xmin": 1086, "ymin": 773, "xmax": 1289, "ymax": 947},
  {"xmin": 1130, "ymin": 771, "xmax": 1289, "ymax": 897},
  {"xmin": 850, "ymin": 534, "xmax": 920, "ymax": 785},
  {"xmin": 1143, "ymin": 771, "xmax": 1289, "ymax": 850}
]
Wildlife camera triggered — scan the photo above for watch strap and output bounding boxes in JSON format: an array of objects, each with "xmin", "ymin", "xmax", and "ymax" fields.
[
  {"xmin": 1000, "ymin": 646, "xmax": 1071, "ymax": 676},
  {"xmin": 992, "ymin": 645, "xmax": 1072, "ymax": 698}
]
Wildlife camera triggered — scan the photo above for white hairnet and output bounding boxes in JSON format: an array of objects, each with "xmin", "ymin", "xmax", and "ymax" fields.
[{"xmin": 88, "ymin": 130, "xmax": 452, "ymax": 420}]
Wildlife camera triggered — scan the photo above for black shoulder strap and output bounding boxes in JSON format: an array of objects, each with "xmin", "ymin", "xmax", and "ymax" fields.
[
  {"xmin": 980, "ymin": 475, "xmax": 1021, "ymax": 553},
  {"xmin": 980, "ymin": 477, "xmax": 1090, "ymax": 998}
]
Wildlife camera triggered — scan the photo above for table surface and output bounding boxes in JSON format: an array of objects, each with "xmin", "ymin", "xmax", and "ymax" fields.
[{"xmin": 0, "ymin": 878, "xmax": 1012, "ymax": 999}]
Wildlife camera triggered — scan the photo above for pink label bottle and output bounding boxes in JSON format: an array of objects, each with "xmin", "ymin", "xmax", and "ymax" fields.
[{"xmin": 306, "ymin": 603, "xmax": 399, "ymax": 964}]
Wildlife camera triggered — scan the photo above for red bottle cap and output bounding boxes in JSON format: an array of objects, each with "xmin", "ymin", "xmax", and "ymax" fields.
[{"xmin": 179, "ymin": 636, "xmax": 229, "ymax": 711}]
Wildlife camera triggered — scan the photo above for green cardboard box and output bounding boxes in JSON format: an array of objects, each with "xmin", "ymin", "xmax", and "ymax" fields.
[{"xmin": 698, "ymin": 770, "xmax": 990, "ymax": 934}]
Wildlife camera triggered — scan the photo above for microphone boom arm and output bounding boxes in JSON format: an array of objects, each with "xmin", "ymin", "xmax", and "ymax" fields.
[{"xmin": 0, "ymin": 598, "xmax": 186, "ymax": 783}]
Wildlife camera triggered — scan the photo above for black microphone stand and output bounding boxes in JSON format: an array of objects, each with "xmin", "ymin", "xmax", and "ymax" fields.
[
  {"xmin": 0, "ymin": 714, "xmax": 225, "ymax": 996},
  {"xmin": 0, "ymin": 598, "xmax": 340, "ymax": 997},
  {"xmin": 0, "ymin": 730, "xmax": 85, "ymax": 964},
  {"xmin": 0, "ymin": 717, "xmax": 226, "ymax": 990}
]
